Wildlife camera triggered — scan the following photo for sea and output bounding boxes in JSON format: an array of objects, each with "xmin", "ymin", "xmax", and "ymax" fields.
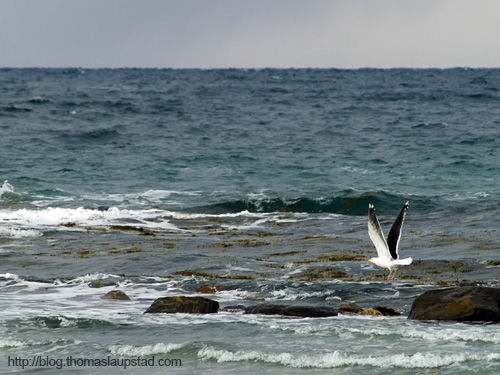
[{"xmin": 1, "ymin": 68, "xmax": 500, "ymax": 374}]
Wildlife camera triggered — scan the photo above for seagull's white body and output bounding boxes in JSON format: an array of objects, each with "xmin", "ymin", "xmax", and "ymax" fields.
[{"xmin": 367, "ymin": 201, "xmax": 412, "ymax": 281}]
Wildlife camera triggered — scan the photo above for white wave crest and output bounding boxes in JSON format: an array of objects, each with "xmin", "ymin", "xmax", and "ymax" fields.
[
  {"xmin": 0, "ymin": 180, "xmax": 15, "ymax": 197},
  {"xmin": 198, "ymin": 346, "xmax": 500, "ymax": 369},
  {"xmin": 0, "ymin": 227, "xmax": 42, "ymax": 238},
  {"xmin": 84, "ymin": 189, "xmax": 200, "ymax": 205},
  {"xmin": 267, "ymin": 288, "xmax": 342, "ymax": 301},
  {"xmin": 0, "ymin": 338, "xmax": 34, "ymax": 348},
  {"xmin": 63, "ymin": 273, "xmax": 122, "ymax": 285},
  {"xmin": 0, "ymin": 273, "xmax": 22, "ymax": 282},
  {"xmin": 0, "ymin": 206, "xmax": 180, "ymax": 232},
  {"xmin": 109, "ymin": 342, "xmax": 189, "ymax": 357},
  {"xmin": 348, "ymin": 325, "xmax": 500, "ymax": 344}
]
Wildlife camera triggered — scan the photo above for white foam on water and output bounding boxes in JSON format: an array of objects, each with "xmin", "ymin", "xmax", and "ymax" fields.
[
  {"xmin": 63, "ymin": 273, "xmax": 123, "ymax": 285},
  {"xmin": 165, "ymin": 209, "xmax": 265, "ymax": 220},
  {"xmin": 0, "ymin": 272, "xmax": 23, "ymax": 283},
  {"xmin": 0, "ymin": 227, "xmax": 42, "ymax": 238},
  {"xmin": 0, "ymin": 338, "xmax": 35, "ymax": 348},
  {"xmin": 198, "ymin": 346, "xmax": 500, "ymax": 369},
  {"xmin": 266, "ymin": 288, "xmax": 342, "ymax": 301},
  {"xmin": 109, "ymin": 342, "xmax": 190, "ymax": 357},
  {"xmin": 0, "ymin": 180, "xmax": 15, "ymax": 197},
  {"xmin": 340, "ymin": 166, "xmax": 374, "ymax": 175},
  {"xmin": 347, "ymin": 324, "xmax": 500, "ymax": 344},
  {"xmin": 0, "ymin": 206, "xmax": 180, "ymax": 232},
  {"xmin": 0, "ymin": 336, "xmax": 77, "ymax": 349},
  {"xmin": 83, "ymin": 189, "xmax": 200, "ymax": 205},
  {"xmin": 37, "ymin": 316, "xmax": 79, "ymax": 328}
]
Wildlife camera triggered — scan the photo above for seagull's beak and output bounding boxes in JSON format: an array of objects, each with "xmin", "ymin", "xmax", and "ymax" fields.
[{"xmin": 367, "ymin": 259, "xmax": 371, "ymax": 263}]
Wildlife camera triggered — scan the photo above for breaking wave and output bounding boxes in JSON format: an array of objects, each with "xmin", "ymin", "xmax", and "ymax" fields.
[{"xmin": 198, "ymin": 346, "xmax": 500, "ymax": 369}]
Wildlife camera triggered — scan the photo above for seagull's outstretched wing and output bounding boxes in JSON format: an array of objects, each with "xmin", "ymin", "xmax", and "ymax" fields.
[
  {"xmin": 387, "ymin": 201, "xmax": 409, "ymax": 260},
  {"xmin": 368, "ymin": 203, "xmax": 392, "ymax": 260}
]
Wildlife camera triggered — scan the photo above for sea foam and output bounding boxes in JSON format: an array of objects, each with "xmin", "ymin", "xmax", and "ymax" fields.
[
  {"xmin": 0, "ymin": 180, "xmax": 14, "ymax": 197},
  {"xmin": 109, "ymin": 342, "xmax": 190, "ymax": 357},
  {"xmin": 0, "ymin": 206, "xmax": 180, "ymax": 232},
  {"xmin": 198, "ymin": 346, "xmax": 500, "ymax": 369}
]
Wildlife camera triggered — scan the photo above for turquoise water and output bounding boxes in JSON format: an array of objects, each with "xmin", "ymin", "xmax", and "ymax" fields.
[{"xmin": 1, "ymin": 68, "xmax": 500, "ymax": 373}]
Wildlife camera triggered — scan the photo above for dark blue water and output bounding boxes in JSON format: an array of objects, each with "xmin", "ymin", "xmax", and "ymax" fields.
[
  {"xmin": 3, "ymin": 68, "xmax": 500, "ymax": 213},
  {"xmin": 1, "ymin": 68, "xmax": 500, "ymax": 374}
]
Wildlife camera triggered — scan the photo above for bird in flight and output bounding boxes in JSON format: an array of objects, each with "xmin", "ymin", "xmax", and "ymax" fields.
[{"xmin": 367, "ymin": 201, "xmax": 412, "ymax": 281}]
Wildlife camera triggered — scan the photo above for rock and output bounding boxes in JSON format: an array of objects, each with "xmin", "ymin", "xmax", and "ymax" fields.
[
  {"xmin": 144, "ymin": 296, "xmax": 219, "ymax": 314},
  {"xmin": 89, "ymin": 279, "xmax": 120, "ymax": 288},
  {"xmin": 338, "ymin": 302, "xmax": 364, "ymax": 315},
  {"xmin": 408, "ymin": 286, "xmax": 500, "ymax": 322},
  {"xmin": 338, "ymin": 303, "xmax": 400, "ymax": 316},
  {"xmin": 360, "ymin": 309, "xmax": 383, "ymax": 316},
  {"xmin": 102, "ymin": 290, "xmax": 131, "ymax": 301},
  {"xmin": 195, "ymin": 284, "xmax": 236, "ymax": 294},
  {"xmin": 196, "ymin": 284, "xmax": 217, "ymax": 294},
  {"xmin": 372, "ymin": 305, "xmax": 401, "ymax": 316},
  {"xmin": 244, "ymin": 304, "xmax": 337, "ymax": 318}
]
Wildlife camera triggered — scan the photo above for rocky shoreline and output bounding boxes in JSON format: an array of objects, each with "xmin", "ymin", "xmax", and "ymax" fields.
[{"xmin": 103, "ymin": 284, "xmax": 500, "ymax": 323}]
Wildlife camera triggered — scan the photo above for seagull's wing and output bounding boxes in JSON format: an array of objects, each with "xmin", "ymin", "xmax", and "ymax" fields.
[
  {"xmin": 368, "ymin": 203, "xmax": 391, "ymax": 260},
  {"xmin": 387, "ymin": 201, "xmax": 409, "ymax": 260},
  {"xmin": 393, "ymin": 257, "xmax": 413, "ymax": 266}
]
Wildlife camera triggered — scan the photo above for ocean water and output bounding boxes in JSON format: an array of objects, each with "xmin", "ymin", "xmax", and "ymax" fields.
[{"xmin": 1, "ymin": 68, "xmax": 500, "ymax": 374}]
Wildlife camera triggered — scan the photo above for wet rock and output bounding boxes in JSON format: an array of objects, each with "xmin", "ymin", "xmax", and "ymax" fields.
[
  {"xmin": 196, "ymin": 284, "xmax": 217, "ymax": 294},
  {"xmin": 338, "ymin": 302, "xmax": 364, "ymax": 315},
  {"xmin": 338, "ymin": 303, "xmax": 400, "ymax": 316},
  {"xmin": 89, "ymin": 279, "xmax": 120, "ymax": 288},
  {"xmin": 408, "ymin": 286, "xmax": 500, "ymax": 322},
  {"xmin": 372, "ymin": 305, "xmax": 401, "ymax": 316},
  {"xmin": 102, "ymin": 290, "xmax": 131, "ymax": 301},
  {"xmin": 360, "ymin": 309, "xmax": 383, "ymax": 316},
  {"xmin": 144, "ymin": 296, "xmax": 219, "ymax": 314},
  {"xmin": 244, "ymin": 304, "xmax": 337, "ymax": 317},
  {"xmin": 195, "ymin": 283, "xmax": 235, "ymax": 294}
]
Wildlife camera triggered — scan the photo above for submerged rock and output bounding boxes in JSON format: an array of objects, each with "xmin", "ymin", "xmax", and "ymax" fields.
[
  {"xmin": 408, "ymin": 286, "xmax": 500, "ymax": 322},
  {"xmin": 102, "ymin": 290, "xmax": 131, "ymax": 301},
  {"xmin": 196, "ymin": 284, "xmax": 217, "ymax": 294},
  {"xmin": 195, "ymin": 283, "xmax": 235, "ymax": 294},
  {"xmin": 338, "ymin": 302, "xmax": 364, "ymax": 315},
  {"xmin": 144, "ymin": 296, "xmax": 219, "ymax": 314},
  {"xmin": 244, "ymin": 304, "xmax": 337, "ymax": 317}
]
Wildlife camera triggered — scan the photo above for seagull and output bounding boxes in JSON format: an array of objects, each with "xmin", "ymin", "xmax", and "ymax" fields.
[{"xmin": 367, "ymin": 201, "xmax": 412, "ymax": 281}]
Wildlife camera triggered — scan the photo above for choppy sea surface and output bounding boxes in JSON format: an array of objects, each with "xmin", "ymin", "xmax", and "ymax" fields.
[{"xmin": 1, "ymin": 68, "xmax": 500, "ymax": 374}]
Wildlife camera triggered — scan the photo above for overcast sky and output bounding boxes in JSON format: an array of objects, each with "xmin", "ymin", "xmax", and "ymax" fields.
[{"xmin": 1, "ymin": 0, "xmax": 499, "ymax": 69}]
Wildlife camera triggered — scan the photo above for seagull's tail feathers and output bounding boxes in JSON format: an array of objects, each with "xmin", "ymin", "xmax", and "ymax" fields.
[{"xmin": 393, "ymin": 257, "xmax": 413, "ymax": 266}]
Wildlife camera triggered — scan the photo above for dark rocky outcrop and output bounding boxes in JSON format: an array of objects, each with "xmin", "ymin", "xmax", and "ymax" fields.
[
  {"xmin": 144, "ymin": 296, "xmax": 219, "ymax": 314},
  {"xmin": 371, "ymin": 305, "xmax": 401, "ymax": 316},
  {"xmin": 408, "ymin": 286, "xmax": 500, "ymax": 322},
  {"xmin": 244, "ymin": 304, "xmax": 337, "ymax": 317},
  {"xmin": 338, "ymin": 302, "xmax": 364, "ymax": 315},
  {"xmin": 101, "ymin": 290, "xmax": 131, "ymax": 301},
  {"xmin": 338, "ymin": 302, "xmax": 400, "ymax": 316},
  {"xmin": 360, "ymin": 308, "xmax": 383, "ymax": 316}
]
